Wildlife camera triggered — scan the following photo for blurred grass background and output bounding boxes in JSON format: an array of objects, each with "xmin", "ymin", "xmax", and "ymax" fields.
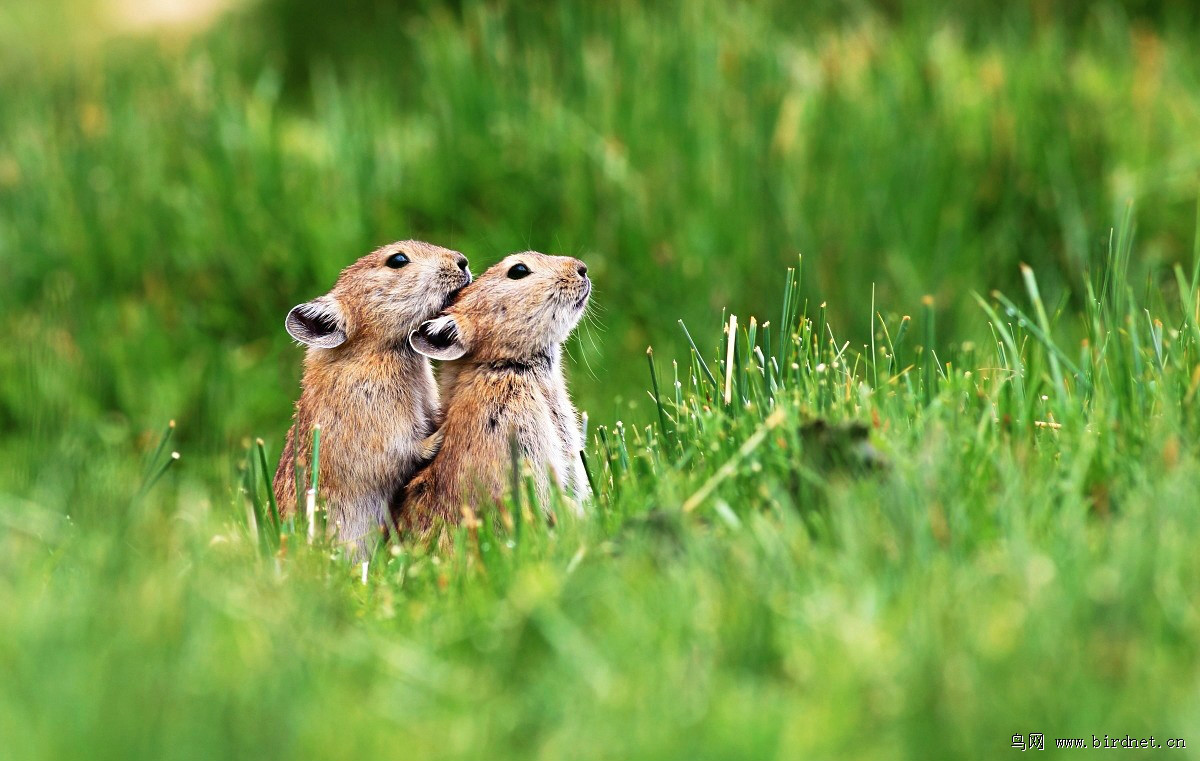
[
  {"xmin": 3, "ymin": 1, "xmax": 1200, "ymax": 758},
  {"xmin": 3, "ymin": 0, "xmax": 1200, "ymax": 468}
]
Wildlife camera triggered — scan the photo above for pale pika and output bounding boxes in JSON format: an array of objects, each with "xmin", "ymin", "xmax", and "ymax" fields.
[
  {"xmin": 399, "ymin": 251, "xmax": 592, "ymax": 536},
  {"xmin": 272, "ymin": 240, "xmax": 471, "ymax": 553}
]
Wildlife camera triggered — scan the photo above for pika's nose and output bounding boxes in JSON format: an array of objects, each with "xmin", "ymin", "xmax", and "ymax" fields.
[
  {"xmin": 455, "ymin": 255, "xmax": 469, "ymax": 272},
  {"xmin": 576, "ymin": 263, "xmax": 588, "ymax": 277}
]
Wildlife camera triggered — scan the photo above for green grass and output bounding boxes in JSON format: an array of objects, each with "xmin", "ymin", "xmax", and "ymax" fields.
[{"xmin": 4, "ymin": 1, "xmax": 1200, "ymax": 758}]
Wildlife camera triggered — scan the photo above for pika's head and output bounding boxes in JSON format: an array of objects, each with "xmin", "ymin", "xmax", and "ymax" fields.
[
  {"xmin": 285, "ymin": 240, "xmax": 471, "ymax": 350},
  {"xmin": 409, "ymin": 251, "xmax": 590, "ymax": 363}
]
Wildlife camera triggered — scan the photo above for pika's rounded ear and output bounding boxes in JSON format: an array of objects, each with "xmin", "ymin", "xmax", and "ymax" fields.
[
  {"xmin": 285, "ymin": 298, "xmax": 347, "ymax": 348},
  {"xmin": 410, "ymin": 315, "xmax": 467, "ymax": 360}
]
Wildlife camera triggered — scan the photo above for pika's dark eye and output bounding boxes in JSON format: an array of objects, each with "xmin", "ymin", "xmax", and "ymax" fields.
[
  {"xmin": 385, "ymin": 252, "xmax": 410, "ymax": 269},
  {"xmin": 507, "ymin": 263, "xmax": 531, "ymax": 280}
]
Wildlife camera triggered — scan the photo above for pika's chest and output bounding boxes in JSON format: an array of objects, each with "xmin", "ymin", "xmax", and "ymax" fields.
[{"xmin": 484, "ymin": 380, "xmax": 575, "ymax": 454}]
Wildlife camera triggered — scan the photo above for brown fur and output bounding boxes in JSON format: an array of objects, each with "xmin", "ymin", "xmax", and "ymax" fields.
[
  {"xmin": 400, "ymin": 252, "xmax": 591, "ymax": 538},
  {"xmin": 273, "ymin": 240, "xmax": 471, "ymax": 554}
]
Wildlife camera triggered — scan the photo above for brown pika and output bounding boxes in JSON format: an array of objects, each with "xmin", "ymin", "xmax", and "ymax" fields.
[
  {"xmin": 272, "ymin": 240, "xmax": 471, "ymax": 553},
  {"xmin": 399, "ymin": 251, "xmax": 592, "ymax": 536}
]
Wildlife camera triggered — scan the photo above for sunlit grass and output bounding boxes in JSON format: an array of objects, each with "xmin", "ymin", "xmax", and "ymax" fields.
[{"xmin": 4, "ymin": 1, "xmax": 1200, "ymax": 758}]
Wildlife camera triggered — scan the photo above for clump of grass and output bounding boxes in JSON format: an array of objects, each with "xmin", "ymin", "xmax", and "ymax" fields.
[
  {"xmin": 6, "ymin": 2, "xmax": 1200, "ymax": 757},
  {"xmin": 307, "ymin": 424, "xmax": 321, "ymax": 544},
  {"xmin": 8, "ymin": 209, "xmax": 1200, "ymax": 760},
  {"xmin": 138, "ymin": 420, "xmax": 179, "ymax": 498}
]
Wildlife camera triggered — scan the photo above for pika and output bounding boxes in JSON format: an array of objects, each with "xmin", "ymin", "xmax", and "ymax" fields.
[
  {"xmin": 272, "ymin": 240, "xmax": 471, "ymax": 553},
  {"xmin": 399, "ymin": 251, "xmax": 592, "ymax": 536}
]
